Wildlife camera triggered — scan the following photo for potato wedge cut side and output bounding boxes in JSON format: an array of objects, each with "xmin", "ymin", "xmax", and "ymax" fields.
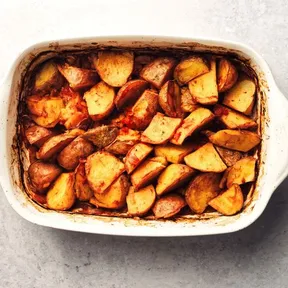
[
  {"xmin": 126, "ymin": 185, "xmax": 156, "ymax": 216},
  {"xmin": 25, "ymin": 125, "xmax": 55, "ymax": 147},
  {"xmin": 209, "ymin": 184, "xmax": 244, "ymax": 215},
  {"xmin": 141, "ymin": 113, "xmax": 182, "ymax": 145},
  {"xmin": 156, "ymin": 164, "xmax": 194, "ymax": 196},
  {"xmin": 153, "ymin": 194, "xmax": 186, "ymax": 219},
  {"xmin": 217, "ymin": 58, "xmax": 238, "ymax": 92},
  {"xmin": 227, "ymin": 156, "xmax": 256, "ymax": 187},
  {"xmin": 170, "ymin": 107, "xmax": 214, "ymax": 145},
  {"xmin": 184, "ymin": 143, "xmax": 227, "ymax": 172},
  {"xmin": 188, "ymin": 59, "xmax": 218, "ymax": 105},
  {"xmin": 74, "ymin": 163, "xmax": 94, "ymax": 201},
  {"xmin": 47, "ymin": 173, "xmax": 76, "ymax": 211},
  {"xmin": 208, "ymin": 129, "xmax": 261, "ymax": 152},
  {"xmin": 215, "ymin": 146, "xmax": 243, "ymax": 167},
  {"xmin": 180, "ymin": 87, "xmax": 199, "ymax": 113},
  {"xmin": 85, "ymin": 151, "xmax": 125, "ymax": 194}
]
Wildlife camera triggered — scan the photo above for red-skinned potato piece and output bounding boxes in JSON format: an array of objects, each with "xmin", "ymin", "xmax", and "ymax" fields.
[{"xmin": 25, "ymin": 125, "xmax": 55, "ymax": 147}]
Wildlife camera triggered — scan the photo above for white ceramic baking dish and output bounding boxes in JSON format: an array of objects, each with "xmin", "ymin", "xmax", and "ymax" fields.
[{"xmin": 0, "ymin": 36, "xmax": 288, "ymax": 237}]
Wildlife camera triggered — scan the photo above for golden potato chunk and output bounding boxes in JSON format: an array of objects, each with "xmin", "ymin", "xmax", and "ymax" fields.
[
  {"xmin": 85, "ymin": 151, "xmax": 125, "ymax": 194},
  {"xmin": 180, "ymin": 87, "xmax": 199, "ymax": 113},
  {"xmin": 153, "ymin": 194, "xmax": 186, "ymax": 219},
  {"xmin": 213, "ymin": 104, "xmax": 257, "ymax": 129},
  {"xmin": 227, "ymin": 156, "xmax": 256, "ymax": 187},
  {"xmin": 93, "ymin": 51, "xmax": 134, "ymax": 87},
  {"xmin": 141, "ymin": 113, "xmax": 182, "ymax": 145},
  {"xmin": 184, "ymin": 143, "xmax": 227, "ymax": 172},
  {"xmin": 170, "ymin": 107, "xmax": 214, "ymax": 145},
  {"xmin": 174, "ymin": 56, "xmax": 209, "ymax": 85},
  {"xmin": 209, "ymin": 184, "xmax": 244, "ymax": 215},
  {"xmin": 124, "ymin": 143, "xmax": 154, "ymax": 174},
  {"xmin": 74, "ymin": 163, "xmax": 94, "ymax": 201},
  {"xmin": 84, "ymin": 81, "xmax": 115, "ymax": 121},
  {"xmin": 219, "ymin": 167, "xmax": 231, "ymax": 189},
  {"xmin": 156, "ymin": 164, "xmax": 194, "ymax": 196},
  {"xmin": 185, "ymin": 172, "xmax": 221, "ymax": 213},
  {"xmin": 90, "ymin": 175, "xmax": 130, "ymax": 209},
  {"xmin": 188, "ymin": 59, "xmax": 218, "ymax": 105},
  {"xmin": 140, "ymin": 57, "xmax": 177, "ymax": 89},
  {"xmin": 47, "ymin": 173, "xmax": 76, "ymax": 211},
  {"xmin": 131, "ymin": 157, "xmax": 167, "ymax": 190},
  {"xmin": 25, "ymin": 125, "xmax": 55, "ymax": 147},
  {"xmin": 208, "ymin": 129, "xmax": 261, "ymax": 152},
  {"xmin": 215, "ymin": 146, "xmax": 243, "ymax": 167},
  {"xmin": 223, "ymin": 77, "xmax": 256, "ymax": 115},
  {"xmin": 217, "ymin": 58, "xmax": 238, "ymax": 92},
  {"xmin": 126, "ymin": 185, "xmax": 156, "ymax": 216}
]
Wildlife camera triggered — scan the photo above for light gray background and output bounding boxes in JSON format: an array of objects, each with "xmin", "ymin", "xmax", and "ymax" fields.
[{"xmin": 1, "ymin": 0, "xmax": 288, "ymax": 287}]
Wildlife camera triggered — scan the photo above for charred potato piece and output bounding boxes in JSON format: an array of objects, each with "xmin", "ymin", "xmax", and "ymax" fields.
[
  {"xmin": 208, "ymin": 129, "xmax": 261, "ymax": 152},
  {"xmin": 185, "ymin": 172, "xmax": 221, "ymax": 213},
  {"xmin": 85, "ymin": 151, "xmax": 125, "ymax": 194},
  {"xmin": 140, "ymin": 57, "xmax": 177, "ymax": 89},
  {"xmin": 90, "ymin": 175, "xmax": 130, "ymax": 209},
  {"xmin": 126, "ymin": 185, "xmax": 156, "ymax": 216},
  {"xmin": 184, "ymin": 143, "xmax": 227, "ymax": 172},
  {"xmin": 223, "ymin": 77, "xmax": 256, "ymax": 115},
  {"xmin": 180, "ymin": 87, "xmax": 199, "ymax": 113},
  {"xmin": 159, "ymin": 80, "xmax": 184, "ymax": 118},
  {"xmin": 217, "ymin": 58, "xmax": 238, "ymax": 92},
  {"xmin": 156, "ymin": 164, "xmax": 194, "ymax": 196},
  {"xmin": 124, "ymin": 143, "xmax": 153, "ymax": 174},
  {"xmin": 115, "ymin": 79, "xmax": 149, "ymax": 109},
  {"xmin": 188, "ymin": 59, "xmax": 218, "ymax": 105},
  {"xmin": 215, "ymin": 146, "xmax": 243, "ymax": 167},
  {"xmin": 47, "ymin": 173, "xmax": 76, "ymax": 210},
  {"xmin": 93, "ymin": 51, "xmax": 134, "ymax": 87},
  {"xmin": 131, "ymin": 157, "xmax": 167, "ymax": 190},
  {"xmin": 74, "ymin": 163, "xmax": 94, "ymax": 201},
  {"xmin": 174, "ymin": 56, "xmax": 209, "ymax": 86},
  {"xmin": 153, "ymin": 194, "xmax": 186, "ymax": 219},
  {"xmin": 141, "ymin": 113, "xmax": 182, "ymax": 145},
  {"xmin": 213, "ymin": 104, "xmax": 257, "ymax": 129},
  {"xmin": 84, "ymin": 81, "xmax": 115, "ymax": 121},
  {"xmin": 25, "ymin": 125, "xmax": 55, "ymax": 147},
  {"xmin": 57, "ymin": 137, "xmax": 94, "ymax": 170},
  {"xmin": 209, "ymin": 184, "xmax": 244, "ymax": 215},
  {"xmin": 227, "ymin": 157, "xmax": 256, "ymax": 187},
  {"xmin": 28, "ymin": 161, "xmax": 62, "ymax": 193},
  {"xmin": 170, "ymin": 107, "xmax": 214, "ymax": 145}
]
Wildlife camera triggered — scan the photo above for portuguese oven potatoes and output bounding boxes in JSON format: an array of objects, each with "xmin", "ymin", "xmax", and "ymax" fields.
[{"xmin": 19, "ymin": 47, "xmax": 261, "ymax": 219}]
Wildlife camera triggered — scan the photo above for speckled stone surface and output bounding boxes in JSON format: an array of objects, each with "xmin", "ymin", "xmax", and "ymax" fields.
[{"xmin": 1, "ymin": 1, "xmax": 288, "ymax": 287}]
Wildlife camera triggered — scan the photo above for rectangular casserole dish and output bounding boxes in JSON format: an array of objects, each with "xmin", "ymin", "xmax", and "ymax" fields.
[{"xmin": 0, "ymin": 36, "xmax": 288, "ymax": 237}]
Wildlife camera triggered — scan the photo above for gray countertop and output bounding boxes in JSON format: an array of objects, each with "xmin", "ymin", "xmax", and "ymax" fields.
[{"xmin": 1, "ymin": 1, "xmax": 288, "ymax": 287}]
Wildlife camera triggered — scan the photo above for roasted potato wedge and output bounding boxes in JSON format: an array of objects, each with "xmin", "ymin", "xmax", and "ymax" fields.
[
  {"xmin": 153, "ymin": 194, "xmax": 186, "ymax": 219},
  {"xmin": 180, "ymin": 87, "xmax": 199, "ymax": 113},
  {"xmin": 28, "ymin": 161, "xmax": 62, "ymax": 193},
  {"xmin": 208, "ymin": 129, "xmax": 261, "ymax": 152},
  {"xmin": 209, "ymin": 184, "xmax": 244, "ymax": 215},
  {"xmin": 141, "ymin": 113, "xmax": 182, "ymax": 145},
  {"xmin": 57, "ymin": 137, "xmax": 94, "ymax": 170},
  {"xmin": 217, "ymin": 58, "xmax": 238, "ymax": 92},
  {"xmin": 227, "ymin": 156, "xmax": 256, "ymax": 187},
  {"xmin": 105, "ymin": 128, "xmax": 140, "ymax": 155},
  {"xmin": 47, "ymin": 173, "xmax": 76, "ymax": 210},
  {"xmin": 133, "ymin": 55, "xmax": 155, "ymax": 76},
  {"xmin": 115, "ymin": 79, "xmax": 149, "ymax": 109},
  {"xmin": 122, "ymin": 89, "xmax": 158, "ymax": 130},
  {"xmin": 188, "ymin": 59, "xmax": 218, "ymax": 105},
  {"xmin": 170, "ymin": 107, "xmax": 214, "ymax": 145},
  {"xmin": 90, "ymin": 175, "xmax": 130, "ymax": 209},
  {"xmin": 85, "ymin": 151, "xmax": 125, "ymax": 194},
  {"xmin": 159, "ymin": 80, "xmax": 184, "ymax": 118},
  {"xmin": 215, "ymin": 146, "xmax": 243, "ymax": 167},
  {"xmin": 84, "ymin": 81, "xmax": 115, "ymax": 121},
  {"xmin": 140, "ymin": 57, "xmax": 177, "ymax": 89},
  {"xmin": 74, "ymin": 162, "xmax": 94, "ymax": 201},
  {"xmin": 131, "ymin": 157, "xmax": 167, "ymax": 190},
  {"xmin": 219, "ymin": 167, "xmax": 231, "ymax": 189},
  {"xmin": 213, "ymin": 104, "xmax": 257, "ymax": 129},
  {"xmin": 184, "ymin": 143, "xmax": 227, "ymax": 172},
  {"xmin": 124, "ymin": 143, "xmax": 154, "ymax": 174},
  {"xmin": 223, "ymin": 77, "xmax": 256, "ymax": 115},
  {"xmin": 185, "ymin": 172, "xmax": 221, "ymax": 213},
  {"xmin": 26, "ymin": 95, "xmax": 64, "ymax": 128},
  {"xmin": 174, "ymin": 56, "xmax": 210, "ymax": 86},
  {"xmin": 156, "ymin": 164, "xmax": 194, "ymax": 196},
  {"xmin": 93, "ymin": 51, "xmax": 134, "ymax": 87},
  {"xmin": 25, "ymin": 125, "xmax": 55, "ymax": 147},
  {"xmin": 57, "ymin": 63, "xmax": 98, "ymax": 90},
  {"xmin": 126, "ymin": 185, "xmax": 156, "ymax": 216}
]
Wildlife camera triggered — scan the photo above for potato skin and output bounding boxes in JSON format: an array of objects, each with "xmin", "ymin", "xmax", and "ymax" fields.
[
  {"xmin": 217, "ymin": 58, "xmax": 238, "ymax": 92},
  {"xmin": 25, "ymin": 125, "xmax": 55, "ymax": 147}
]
